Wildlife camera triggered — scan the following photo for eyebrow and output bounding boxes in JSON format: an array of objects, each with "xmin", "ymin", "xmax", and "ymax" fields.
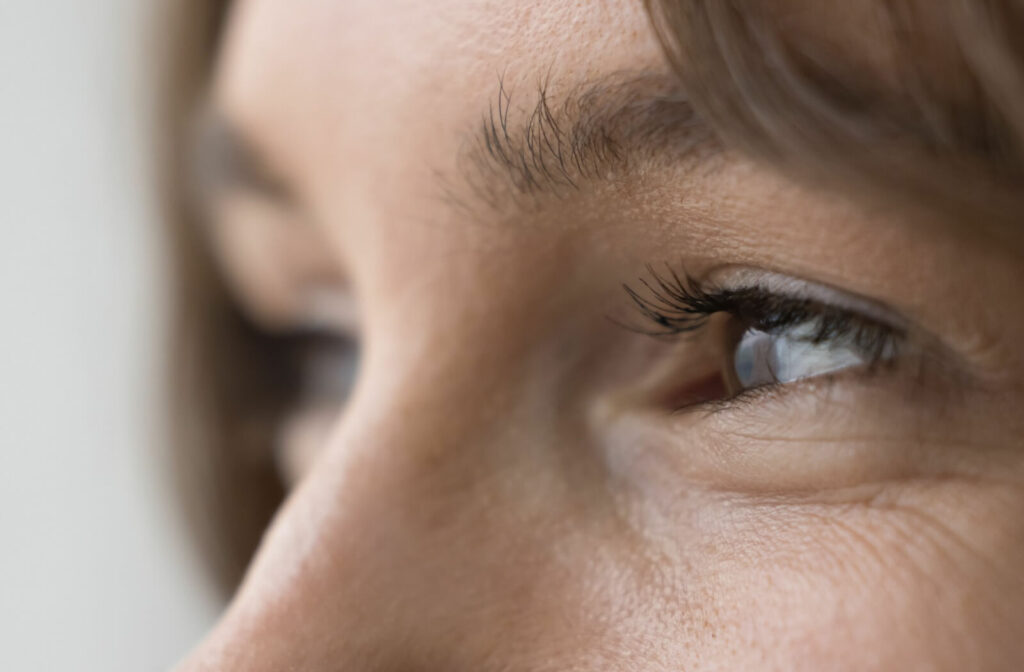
[
  {"xmin": 193, "ymin": 71, "xmax": 722, "ymax": 215},
  {"xmin": 450, "ymin": 71, "xmax": 722, "ymax": 212},
  {"xmin": 190, "ymin": 106, "xmax": 293, "ymax": 207}
]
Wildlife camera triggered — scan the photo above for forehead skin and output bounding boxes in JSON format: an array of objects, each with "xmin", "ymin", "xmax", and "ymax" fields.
[
  {"xmin": 214, "ymin": 0, "xmax": 664, "ymax": 220},
  {"xmin": 185, "ymin": 1, "xmax": 1024, "ymax": 670}
]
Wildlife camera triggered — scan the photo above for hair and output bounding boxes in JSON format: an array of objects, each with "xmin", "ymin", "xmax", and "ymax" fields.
[
  {"xmin": 160, "ymin": 0, "xmax": 1024, "ymax": 598},
  {"xmin": 158, "ymin": 0, "xmax": 287, "ymax": 596},
  {"xmin": 645, "ymin": 0, "xmax": 1024, "ymax": 239}
]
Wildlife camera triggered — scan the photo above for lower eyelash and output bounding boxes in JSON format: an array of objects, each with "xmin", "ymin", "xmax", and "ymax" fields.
[{"xmin": 681, "ymin": 366, "xmax": 866, "ymax": 416}]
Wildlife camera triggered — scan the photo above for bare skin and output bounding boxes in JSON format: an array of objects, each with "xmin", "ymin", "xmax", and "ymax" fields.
[{"xmin": 178, "ymin": 0, "xmax": 1024, "ymax": 669}]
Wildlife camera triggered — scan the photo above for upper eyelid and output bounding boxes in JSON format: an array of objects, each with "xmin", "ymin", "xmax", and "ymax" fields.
[
  {"xmin": 621, "ymin": 265, "xmax": 900, "ymax": 334},
  {"xmin": 625, "ymin": 275, "xmax": 900, "ymax": 355},
  {"xmin": 703, "ymin": 268, "xmax": 975, "ymax": 374},
  {"xmin": 728, "ymin": 294, "xmax": 898, "ymax": 340},
  {"xmin": 705, "ymin": 268, "xmax": 909, "ymax": 331}
]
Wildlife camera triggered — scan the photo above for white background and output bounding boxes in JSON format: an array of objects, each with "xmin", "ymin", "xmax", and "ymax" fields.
[{"xmin": 0, "ymin": 2, "xmax": 221, "ymax": 669}]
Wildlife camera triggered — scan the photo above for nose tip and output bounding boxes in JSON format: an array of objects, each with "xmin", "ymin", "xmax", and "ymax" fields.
[{"xmin": 174, "ymin": 450, "xmax": 397, "ymax": 669}]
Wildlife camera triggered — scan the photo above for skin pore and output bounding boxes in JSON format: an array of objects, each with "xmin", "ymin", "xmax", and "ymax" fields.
[{"xmin": 178, "ymin": 0, "xmax": 1024, "ymax": 670}]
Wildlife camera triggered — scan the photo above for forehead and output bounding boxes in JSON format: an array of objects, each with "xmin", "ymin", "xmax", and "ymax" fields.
[{"xmin": 213, "ymin": 0, "xmax": 667, "ymax": 208}]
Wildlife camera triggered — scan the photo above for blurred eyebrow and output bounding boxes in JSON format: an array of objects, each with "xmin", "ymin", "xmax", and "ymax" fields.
[
  {"xmin": 191, "ymin": 107, "xmax": 293, "ymax": 206},
  {"xmin": 452, "ymin": 71, "xmax": 722, "ymax": 210}
]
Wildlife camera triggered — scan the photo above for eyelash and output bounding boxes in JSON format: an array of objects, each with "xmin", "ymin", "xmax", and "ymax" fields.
[{"xmin": 622, "ymin": 265, "xmax": 904, "ymax": 380}]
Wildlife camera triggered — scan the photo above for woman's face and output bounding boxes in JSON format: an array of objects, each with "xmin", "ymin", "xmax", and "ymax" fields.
[{"xmin": 181, "ymin": 0, "xmax": 1024, "ymax": 669}]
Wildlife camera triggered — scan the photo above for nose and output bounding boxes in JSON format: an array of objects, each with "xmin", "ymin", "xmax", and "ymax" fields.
[
  {"xmin": 176, "ymin": 426, "xmax": 445, "ymax": 669},
  {"xmin": 173, "ymin": 369, "xmax": 586, "ymax": 671}
]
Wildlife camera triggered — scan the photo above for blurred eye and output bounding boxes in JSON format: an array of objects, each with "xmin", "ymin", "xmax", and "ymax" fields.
[
  {"xmin": 276, "ymin": 331, "xmax": 360, "ymax": 486},
  {"xmin": 292, "ymin": 287, "xmax": 362, "ymax": 406},
  {"xmin": 300, "ymin": 334, "xmax": 360, "ymax": 405}
]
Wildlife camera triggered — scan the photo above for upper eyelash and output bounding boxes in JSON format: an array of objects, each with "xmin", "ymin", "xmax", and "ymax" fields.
[
  {"xmin": 622, "ymin": 265, "xmax": 904, "ymax": 366},
  {"xmin": 621, "ymin": 264, "xmax": 756, "ymax": 335}
]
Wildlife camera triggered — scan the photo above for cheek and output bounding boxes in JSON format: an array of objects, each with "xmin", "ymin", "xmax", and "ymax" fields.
[
  {"xmin": 611, "ymin": 489, "xmax": 1024, "ymax": 671},
  {"xmin": 583, "ymin": 417, "xmax": 1024, "ymax": 669}
]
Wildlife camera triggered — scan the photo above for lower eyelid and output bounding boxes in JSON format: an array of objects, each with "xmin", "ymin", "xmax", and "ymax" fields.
[
  {"xmin": 683, "ymin": 373, "xmax": 816, "ymax": 416},
  {"xmin": 678, "ymin": 356, "xmax": 905, "ymax": 417}
]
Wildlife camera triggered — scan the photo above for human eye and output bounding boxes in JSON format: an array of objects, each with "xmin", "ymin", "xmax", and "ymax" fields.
[
  {"xmin": 622, "ymin": 265, "xmax": 907, "ymax": 404},
  {"xmin": 606, "ymin": 265, "xmax": 970, "ymax": 492}
]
